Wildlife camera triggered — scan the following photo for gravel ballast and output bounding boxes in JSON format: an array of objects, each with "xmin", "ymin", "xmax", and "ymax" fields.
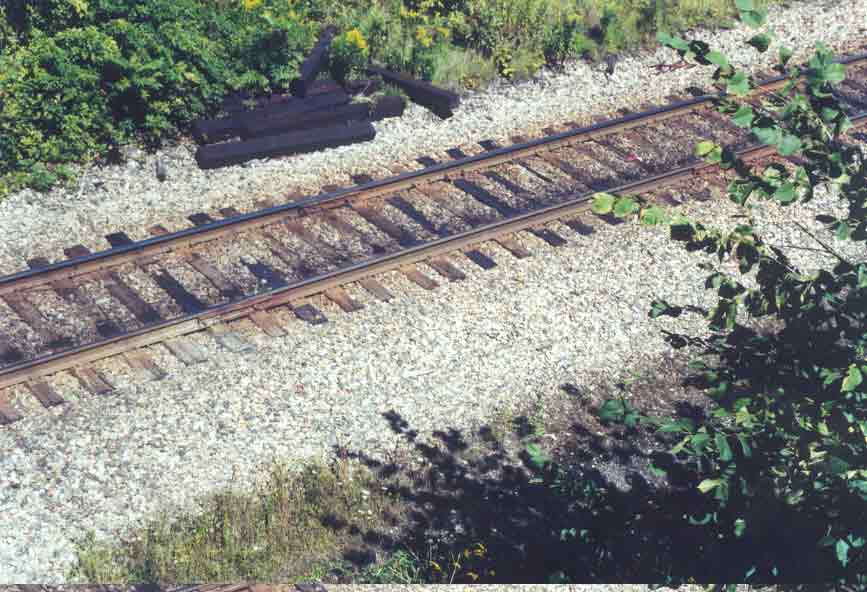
[
  {"xmin": 0, "ymin": 0, "xmax": 865, "ymax": 275},
  {"xmin": 1, "ymin": 1, "xmax": 867, "ymax": 583}
]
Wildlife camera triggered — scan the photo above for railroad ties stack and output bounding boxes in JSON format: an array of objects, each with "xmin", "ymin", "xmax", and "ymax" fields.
[{"xmin": 194, "ymin": 26, "xmax": 461, "ymax": 170}]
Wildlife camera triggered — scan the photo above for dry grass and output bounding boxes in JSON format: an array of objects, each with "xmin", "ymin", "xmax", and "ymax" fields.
[{"xmin": 70, "ymin": 460, "xmax": 406, "ymax": 583}]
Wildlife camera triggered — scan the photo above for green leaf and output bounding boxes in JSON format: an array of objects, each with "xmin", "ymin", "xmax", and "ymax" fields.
[
  {"xmin": 695, "ymin": 141, "xmax": 722, "ymax": 164},
  {"xmin": 740, "ymin": 8, "xmax": 767, "ymax": 27},
  {"xmin": 695, "ymin": 140, "xmax": 718, "ymax": 157},
  {"xmin": 728, "ymin": 180, "xmax": 755, "ymax": 205},
  {"xmin": 842, "ymin": 365, "xmax": 863, "ymax": 392},
  {"xmin": 706, "ymin": 50, "xmax": 729, "ymax": 68},
  {"xmin": 648, "ymin": 463, "xmax": 667, "ymax": 478},
  {"xmin": 821, "ymin": 107, "xmax": 840, "ymax": 122},
  {"xmin": 734, "ymin": 518, "xmax": 746, "ymax": 538},
  {"xmin": 688, "ymin": 512, "xmax": 715, "ymax": 525},
  {"xmin": 754, "ymin": 125, "xmax": 781, "ymax": 146},
  {"xmin": 657, "ymin": 31, "xmax": 689, "ymax": 52},
  {"xmin": 691, "ymin": 432, "xmax": 710, "ymax": 450},
  {"xmin": 857, "ymin": 264, "xmax": 867, "ymax": 289},
  {"xmin": 736, "ymin": 434, "xmax": 752, "ymax": 458},
  {"xmin": 836, "ymin": 221, "xmax": 851, "ymax": 241},
  {"xmin": 525, "ymin": 442, "xmax": 550, "ymax": 470},
  {"xmin": 777, "ymin": 134, "xmax": 802, "ymax": 156},
  {"xmin": 779, "ymin": 46, "xmax": 794, "ymax": 66},
  {"xmin": 735, "ymin": 0, "xmax": 755, "ymax": 9},
  {"xmin": 731, "ymin": 106, "xmax": 755, "ymax": 128},
  {"xmin": 826, "ymin": 455, "xmax": 851, "ymax": 475},
  {"xmin": 773, "ymin": 183, "xmax": 797, "ymax": 204},
  {"xmin": 657, "ymin": 421, "xmax": 688, "ymax": 434},
  {"xmin": 715, "ymin": 432, "xmax": 733, "ymax": 461},
  {"xmin": 592, "ymin": 192, "xmax": 616, "ymax": 215},
  {"xmin": 837, "ymin": 538, "xmax": 850, "ymax": 567},
  {"xmin": 598, "ymin": 398, "xmax": 625, "ymax": 423},
  {"xmin": 640, "ymin": 205, "xmax": 667, "ymax": 226},
  {"xmin": 698, "ymin": 479, "xmax": 721, "ymax": 493},
  {"xmin": 824, "ymin": 62, "xmax": 845, "ymax": 84},
  {"xmin": 613, "ymin": 197, "xmax": 640, "ymax": 217},
  {"xmin": 747, "ymin": 33, "xmax": 771, "ymax": 53},
  {"xmin": 671, "ymin": 435, "xmax": 690, "ymax": 455},
  {"xmin": 735, "ymin": 406, "xmax": 753, "ymax": 426},
  {"xmin": 649, "ymin": 299, "xmax": 681, "ymax": 318},
  {"xmin": 727, "ymin": 71, "xmax": 750, "ymax": 96},
  {"xmin": 821, "ymin": 368, "xmax": 843, "ymax": 385}
]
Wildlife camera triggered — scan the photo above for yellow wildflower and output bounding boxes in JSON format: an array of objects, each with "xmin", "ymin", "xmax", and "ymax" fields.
[
  {"xmin": 436, "ymin": 26, "xmax": 450, "ymax": 38},
  {"xmin": 415, "ymin": 25, "xmax": 433, "ymax": 48},
  {"xmin": 345, "ymin": 28, "xmax": 368, "ymax": 51},
  {"xmin": 243, "ymin": 0, "xmax": 263, "ymax": 10},
  {"xmin": 466, "ymin": 571, "xmax": 480, "ymax": 582},
  {"xmin": 400, "ymin": 5, "xmax": 421, "ymax": 19},
  {"xmin": 429, "ymin": 560, "xmax": 442, "ymax": 572}
]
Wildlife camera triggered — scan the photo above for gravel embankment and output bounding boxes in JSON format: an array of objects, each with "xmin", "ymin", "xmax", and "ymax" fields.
[
  {"xmin": 0, "ymin": 0, "xmax": 865, "ymax": 275},
  {"xmin": 1, "ymin": 180, "xmax": 864, "ymax": 581}
]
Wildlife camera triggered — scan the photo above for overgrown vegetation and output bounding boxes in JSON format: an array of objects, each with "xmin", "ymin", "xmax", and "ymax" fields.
[
  {"xmin": 0, "ymin": 0, "xmax": 315, "ymax": 194},
  {"xmin": 1, "ymin": 0, "xmax": 785, "ymax": 195},
  {"xmin": 593, "ymin": 0, "xmax": 867, "ymax": 586},
  {"xmin": 71, "ymin": 461, "xmax": 405, "ymax": 582}
]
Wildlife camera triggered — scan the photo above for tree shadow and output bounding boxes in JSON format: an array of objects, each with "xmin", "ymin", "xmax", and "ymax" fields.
[{"xmin": 322, "ymin": 398, "xmax": 854, "ymax": 587}]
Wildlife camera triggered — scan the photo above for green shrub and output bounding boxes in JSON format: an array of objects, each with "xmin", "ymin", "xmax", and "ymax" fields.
[
  {"xmin": 0, "ymin": 0, "xmax": 316, "ymax": 194},
  {"xmin": 0, "ymin": 0, "xmax": 791, "ymax": 196},
  {"xmin": 595, "ymin": 6, "xmax": 867, "ymax": 586},
  {"xmin": 329, "ymin": 28, "xmax": 370, "ymax": 83},
  {"xmin": 543, "ymin": 14, "xmax": 584, "ymax": 66},
  {"xmin": 430, "ymin": 45, "xmax": 495, "ymax": 89}
]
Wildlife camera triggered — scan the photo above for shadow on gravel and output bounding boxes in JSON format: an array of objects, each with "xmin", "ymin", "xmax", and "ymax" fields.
[{"xmin": 326, "ymin": 401, "xmax": 849, "ymax": 587}]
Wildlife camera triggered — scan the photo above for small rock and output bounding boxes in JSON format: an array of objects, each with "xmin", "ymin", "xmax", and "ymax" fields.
[
  {"xmin": 155, "ymin": 158, "xmax": 168, "ymax": 182},
  {"xmin": 603, "ymin": 54, "xmax": 618, "ymax": 76},
  {"xmin": 120, "ymin": 145, "xmax": 145, "ymax": 162}
]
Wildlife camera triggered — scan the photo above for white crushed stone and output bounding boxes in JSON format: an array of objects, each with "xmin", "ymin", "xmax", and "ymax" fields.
[{"xmin": 0, "ymin": 0, "xmax": 865, "ymax": 274}]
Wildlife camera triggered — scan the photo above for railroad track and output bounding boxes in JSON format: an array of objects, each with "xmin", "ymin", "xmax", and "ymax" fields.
[{"xmin": 2, "ymin": 51, "xmax": 867, "ymax": 425}]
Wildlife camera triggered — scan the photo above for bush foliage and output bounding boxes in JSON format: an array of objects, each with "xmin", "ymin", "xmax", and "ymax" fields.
[
  {"xmin": 0, "ymin": 0, "xmax": 314, "ymax": 194},
  {"xmin": 594, "ymin": 2, "xmax": 867, "ymax": 586},
  {"xmin": 0, "ymin": 0, "xmax": 782, "ymax": 195}
]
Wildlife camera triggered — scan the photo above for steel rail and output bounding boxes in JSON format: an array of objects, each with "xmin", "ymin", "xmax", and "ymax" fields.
[
  {"xmin": 2, "ymin": 110, "xmax": 864, "ymax": 390},
  {"xmin": 2, "ymin": 51, "xmax": 865, "ymax": 297}
]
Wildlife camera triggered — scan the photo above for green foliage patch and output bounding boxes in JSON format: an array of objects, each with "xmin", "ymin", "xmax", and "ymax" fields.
[
  {"xmin": 0, "ymin": 0, "xmax": 314, "ymax": 195},
  {"xmin": 594, "ymin": 3, "xmax": 867, "ymax": 586},
  {"xmin": 0, "ymin": 0, "xmax": 785, "ymax": 195}
]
